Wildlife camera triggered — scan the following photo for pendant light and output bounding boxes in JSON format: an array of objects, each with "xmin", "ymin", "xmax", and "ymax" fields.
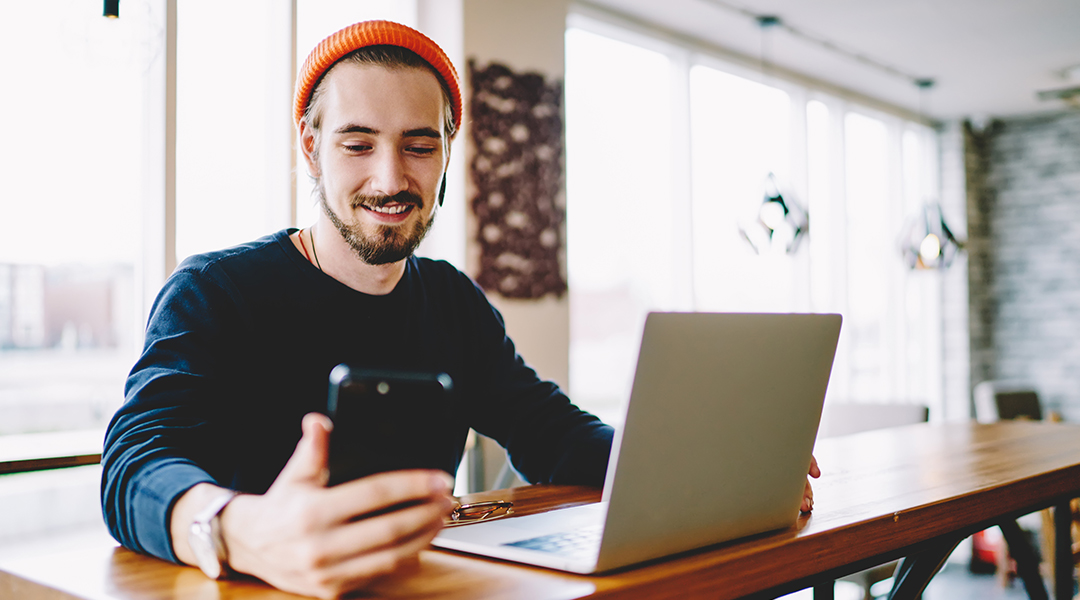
[
  {"xmin": 738, "ymin": 16, "xmax": 809, "ymax": 255},
  {"xmin": 740, "ymin": 172, "xmax": 808, "ymax": 254},
  {"xmin": 899, "ymin": 202, "xmax": 962, "ymax": 269},
  {"xmin": 898, "ymin": 79, "xmax": 963, "ymax": 269}
]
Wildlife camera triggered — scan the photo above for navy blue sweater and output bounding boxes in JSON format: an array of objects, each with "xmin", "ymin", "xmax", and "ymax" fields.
[{"xmin": 101, "ymin": 229, "xmax": 613, "ymax": 562}]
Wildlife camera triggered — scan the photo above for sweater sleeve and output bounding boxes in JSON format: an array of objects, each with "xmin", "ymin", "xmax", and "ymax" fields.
[
  {"xmin": 100, "ymin": 267, "xmax": 239, "ymax": 562},
  {"xmin": 456, "ymin": 277, "xmax": 614, "ymax": 487}
]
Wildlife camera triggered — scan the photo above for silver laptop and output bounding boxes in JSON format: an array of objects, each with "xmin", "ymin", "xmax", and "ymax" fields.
[{"xmin": 433, "ymin": 311, "xmax": 842, "ymax": 574}]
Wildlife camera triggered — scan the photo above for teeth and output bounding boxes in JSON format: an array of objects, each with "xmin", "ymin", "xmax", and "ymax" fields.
[{"xmin": 367, "ymin": 204, "xmax": 410, "ymax": 215}]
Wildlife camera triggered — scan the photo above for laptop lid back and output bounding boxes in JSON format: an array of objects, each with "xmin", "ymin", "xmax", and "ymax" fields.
[{"xmin": 595, "ymin": 312, "xmax": 841, "ymax": 571}]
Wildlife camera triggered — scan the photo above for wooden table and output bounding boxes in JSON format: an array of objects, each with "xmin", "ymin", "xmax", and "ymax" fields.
[{"xmin": 3, "ymin": 421, "xmax": 1079, "ymax": 600}]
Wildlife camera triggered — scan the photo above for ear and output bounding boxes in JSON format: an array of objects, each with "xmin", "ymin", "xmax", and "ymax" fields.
[{"xmin": 298, "ymin": 120, "xmax": 321, "ymax": 177}]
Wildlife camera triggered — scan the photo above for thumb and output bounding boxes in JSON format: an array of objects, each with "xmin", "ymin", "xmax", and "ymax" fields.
[{"xmin": 274, "ymin": 412, "xmax": 333, "ymax": 488}]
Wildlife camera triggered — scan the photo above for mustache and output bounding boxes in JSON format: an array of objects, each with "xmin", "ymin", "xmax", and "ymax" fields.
[{"xmin": 349, "ymin": 190, "xmax": 424, "ymax": 211}]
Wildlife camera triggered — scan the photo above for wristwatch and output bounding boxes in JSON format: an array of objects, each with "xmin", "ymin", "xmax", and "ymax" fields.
[{"xmin": 188, "ymin": 490, "xmax": 239, "ymax": 580}]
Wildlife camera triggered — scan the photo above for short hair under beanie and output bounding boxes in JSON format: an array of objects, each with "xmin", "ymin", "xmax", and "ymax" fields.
[{"xmin": 293, "ymin": 20, "xmax": 462, "ymax": 136}]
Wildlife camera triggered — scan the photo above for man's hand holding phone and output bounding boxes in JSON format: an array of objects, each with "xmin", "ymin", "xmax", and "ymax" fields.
[
  {"xmin": 212, "ymin": 413, "xmax": 454, "ymax": 599},
  {"xmin": 170, "ymin": 366, "xmax": 459, "ymax": 598}
]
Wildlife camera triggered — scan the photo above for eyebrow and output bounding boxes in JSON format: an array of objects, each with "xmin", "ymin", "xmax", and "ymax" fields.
[
  {"xmin": 404, "ymin": 127, "xmax": 442, "ymax": 140},
  {"xmin": 332, "ymin": 124, "xmax": 442, "ymax": 140}
]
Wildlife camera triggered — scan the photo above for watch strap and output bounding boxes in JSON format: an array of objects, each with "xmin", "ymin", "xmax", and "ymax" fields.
[{"xmin": 190, "ymin": 490, "xmax": 239, "ymax": 580}]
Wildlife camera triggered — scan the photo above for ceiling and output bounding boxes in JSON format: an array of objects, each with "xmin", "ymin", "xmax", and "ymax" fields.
[{"xmin": 586, "ymin": 0, "xmax": 1080, "ymax": 121}]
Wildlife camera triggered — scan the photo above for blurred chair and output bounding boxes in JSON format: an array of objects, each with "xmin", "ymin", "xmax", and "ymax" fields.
[
  {"xmin": 461, "ymin": 430, "xmax": 526, "ymax": 493},
  {"xmin": 971, "ymin": 380, "xmax": 1071, "ymax": 598},
  {"xmin": 816, "ymin": 401, "xmax": 930, "ymax": 600},
  {"xmin": 973, "ymin": 380, "xmax": 1043, "ymax": 422}
]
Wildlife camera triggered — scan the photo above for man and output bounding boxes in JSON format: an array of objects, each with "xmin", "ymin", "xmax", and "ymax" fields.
[
  {"xmin": 101, "ymin": 20, "xmax": 817, "ymax": 599},
  {"xmin": 102, "ymin": 21, "xmax": 612, "ymax": 598}
]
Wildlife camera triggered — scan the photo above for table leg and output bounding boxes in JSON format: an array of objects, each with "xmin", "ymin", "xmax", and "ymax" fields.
[
  {"xmin": 999, "ymin": 519, "xmax": 1048, "ymax": 600},
  {"xmin": 1054, "ymin": 500, "xmax": 1074, "ymax": 600},
  {"xmin": 886, "ymin": 537, "xmax": 962, "ymax": 600}
]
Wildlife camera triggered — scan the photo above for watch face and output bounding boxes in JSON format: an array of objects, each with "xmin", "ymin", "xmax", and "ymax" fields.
[{"xmin": 190, "ymin": 521, "xmax": 223, "ymax": 579}]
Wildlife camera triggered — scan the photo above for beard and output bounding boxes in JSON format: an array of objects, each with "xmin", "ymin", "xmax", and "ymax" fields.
[{"xmin": 317, "ymin": 186, "xmax": 436, "ymax": 265}]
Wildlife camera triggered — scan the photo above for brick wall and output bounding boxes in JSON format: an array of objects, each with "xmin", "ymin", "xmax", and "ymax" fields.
[
  {"xmin": 965, "ymin": 110, "xmax": 1080, "ymax": 420},
  {"xmin": 965, "ymin": 119, "xmax": 996, "ymax": 416}
]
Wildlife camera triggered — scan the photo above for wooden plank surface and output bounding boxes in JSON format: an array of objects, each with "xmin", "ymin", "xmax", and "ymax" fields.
[
  {"xmin": 583, "ymin": 420, "xmax": 1080, "ymax": 599},
  {"xmin": 2, "ymin": 421, "xmax": 1079, "ymax": 600},
  {"xmin": 0, "ymin": 485, "xmax": 602, "ymax": 600}
]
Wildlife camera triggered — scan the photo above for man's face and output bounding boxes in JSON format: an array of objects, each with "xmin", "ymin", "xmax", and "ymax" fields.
[{"xmin": 302, "ymin": 63, "xmax": 448, "ymax": 265}]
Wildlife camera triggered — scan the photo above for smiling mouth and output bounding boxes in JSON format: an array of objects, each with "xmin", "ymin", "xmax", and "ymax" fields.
[
  {"xmin": 351, "ymin": 191, "xmax": 424, "ymax": 219},
  {"xmin": 364, "ymin": 203, "xmax": 413, "ymax": 215}
]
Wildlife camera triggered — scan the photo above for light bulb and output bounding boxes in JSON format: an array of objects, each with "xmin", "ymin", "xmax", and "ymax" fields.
[
  {"xmin": 919, "ymin": 233, "xmax": 941, "ymax": 263},
  {"xmin": 759, "ymin": 201, "xmax": 786, "ymax": 231}
]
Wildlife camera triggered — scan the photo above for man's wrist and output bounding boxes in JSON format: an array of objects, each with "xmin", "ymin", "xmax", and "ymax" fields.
[
  {"xmin": 216, "ymin": 492, "xmax": 255, "ymax": 576},
  {"xmin": 171, "ymin": 483, "xmax": 222, "ymax": 565},
  {"xmin": 188, "ymin": 489, "xmax": 239, "ymax": 579}
]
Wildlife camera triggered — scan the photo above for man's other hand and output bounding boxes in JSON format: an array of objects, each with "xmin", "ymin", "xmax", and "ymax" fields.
[
  {"xmin": 800, "ymin": 455, "xmax": 820, "ymax": 513},
  {"xmin": 175, "ymin": 413, "xmax": 455, "ymax": 599}
]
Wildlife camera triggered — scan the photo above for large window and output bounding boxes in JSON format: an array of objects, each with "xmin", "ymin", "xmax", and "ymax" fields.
[
  {"xmin": 0, "ymin": 0, "xmax": 462, "ymax": 555},
  {"xmin": 565, "ymin": 27, "xmax": 678, "ymax": 419},
  {"xmin": 566, "ymin": 13, "xmax": 943, "ymax": 420},
  {"xmin": 843, "ymin": 111, "xmax": 895, "ymax": 401},
  {"xmin": 0, "ymin": 0, "xmax": 147, "ymax": 438},
  {"xmin": 689, "ymin": 64, "xmax": 796, "ymax": 312},
  {"xmin": 0, "ymin": 0, "xmax": 154, "ymax": 553},
  {"xmin": 0, "ymin": 0, "xmax": 431, "ymax": 438},
  {"xmin": 175, "ymin": 0, "xmax": 293, "ymax": 261}
]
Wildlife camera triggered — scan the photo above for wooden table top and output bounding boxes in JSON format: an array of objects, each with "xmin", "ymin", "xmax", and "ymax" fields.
[{"xmin": 4, "ymin": 420, "xmax": 1080, "ymax": 600}]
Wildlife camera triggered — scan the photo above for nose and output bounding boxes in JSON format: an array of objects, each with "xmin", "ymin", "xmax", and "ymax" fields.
[{"xmin": 369, "ymin": 148, "xmax": 409, "ymax": 197}]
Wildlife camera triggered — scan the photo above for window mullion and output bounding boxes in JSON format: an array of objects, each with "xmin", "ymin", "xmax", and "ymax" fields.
[{"xmin": 140, "ymin": 0, "xmax": 178, "ymax": 330}]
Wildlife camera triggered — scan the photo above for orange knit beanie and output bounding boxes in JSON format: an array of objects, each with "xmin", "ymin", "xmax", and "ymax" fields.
[{"xmin": 293, "ymin": 20, "xmax": 462, "ymax": 136}]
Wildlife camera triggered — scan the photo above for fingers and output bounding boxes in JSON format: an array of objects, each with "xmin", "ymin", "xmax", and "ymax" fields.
[
  {"xmin": 245, "ymin": 478, "xmax": 453, "ymax": 599},
  {"xmin": 224, "ymin": 415, "xmax": 458, "ymax": 598},
  {"xmin": 800, "ymin": 478, "xmax": 814, "ymax": 513},
  {"xmin": 332, "ymin": 516, "xmax": 445, "ymax": 591},
  {"xmin": 274, "ymin": 413, "xmax": 334, "ymax": 488},
  {"xmin": 326, "ymin": 469, "xmax": 455, "ymax": 522},
  {"xmin": 800, "ymin": 456, "xmax": 820, "ymax": 513},
  {"xmin": 316, "ymin": 493, "xmax": 452, "ymax": 568},
  {"xmin": 275, "ymin": 469, "xmax": 453, "ymax": 543},
  {"xmin": 283, "ymin": 511, "xmax": 446, "ymax": 599}
]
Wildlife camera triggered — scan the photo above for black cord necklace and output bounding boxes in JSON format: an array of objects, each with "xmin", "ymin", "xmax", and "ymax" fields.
[{"xmin": 308, "ymin": 228, "xmax": 323, "ymax": 271}]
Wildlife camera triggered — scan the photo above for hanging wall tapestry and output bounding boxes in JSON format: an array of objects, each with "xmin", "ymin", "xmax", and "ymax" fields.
[{"xmin": 469, "ymin": 59, "xmax": 567, "ymax": 300}]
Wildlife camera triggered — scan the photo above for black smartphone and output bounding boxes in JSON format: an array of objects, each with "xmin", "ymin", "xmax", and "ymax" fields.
[{"xmin": 326, "ymin": 364, "xmax": 456, "ymax": 486}]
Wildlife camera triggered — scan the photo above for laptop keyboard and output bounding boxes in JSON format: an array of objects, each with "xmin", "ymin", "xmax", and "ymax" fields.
[{"xmin": 503, "ymin": 525, "xmax": 602, "ymax": 557}]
